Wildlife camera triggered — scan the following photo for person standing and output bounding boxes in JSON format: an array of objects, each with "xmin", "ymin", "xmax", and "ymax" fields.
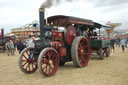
[
  {"xmin": 10, "ymin": 40, "xmax": 15, "ymax": 55},
  {"xmin": 27, "ymin": 37, "xmax": 35, "ymax": 48},
  {"xmin": 120, "ymin": 38, "xmax": 126, "ymax": 52},
  {"xmin": 116, "ymin": 37, "xmax": 120, "ymax": 47},
  {"xmin": 5, "ymin": 41, "xmax": 10, "ymax": 56},
  {"xmin": 17, "ymin": 40, "xmax": 25, "ymax": 53},
  {"xmin": 110, "ymin": 38, "xmax": 115, "ymax": 52}
]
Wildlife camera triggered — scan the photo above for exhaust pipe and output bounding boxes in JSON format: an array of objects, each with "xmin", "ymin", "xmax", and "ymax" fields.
[{"xmin": 39, "ymin": 8, "xmax": 45, "ymax": 40}]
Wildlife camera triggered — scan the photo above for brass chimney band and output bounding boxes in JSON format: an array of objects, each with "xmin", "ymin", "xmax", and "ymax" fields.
[{"xmin": 39, "ymin": 8, "xmax": 45, "ymax": 12}]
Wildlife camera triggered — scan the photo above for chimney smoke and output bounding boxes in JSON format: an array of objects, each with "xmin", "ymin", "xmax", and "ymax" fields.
[{"xmin": 40, "ymin": 0, "xmax": 74, "ymax": 8}]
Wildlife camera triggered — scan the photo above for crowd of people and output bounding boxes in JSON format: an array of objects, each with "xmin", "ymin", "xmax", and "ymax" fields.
[
  {"xmin": 110, "ymin": 37, "xmax": 128, "ymax": 52},
  {"xmin": 4, "ymin": 36, "xmax": 127, "ymax": 56},
  {"xmin": 5, "ymin": 37, "xmax": 35, "ymax": 56}
]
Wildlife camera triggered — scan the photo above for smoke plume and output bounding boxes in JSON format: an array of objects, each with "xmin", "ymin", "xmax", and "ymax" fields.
[{"xmin": 40, "ymin": 0, "xmax": 73, "ymax": 8}]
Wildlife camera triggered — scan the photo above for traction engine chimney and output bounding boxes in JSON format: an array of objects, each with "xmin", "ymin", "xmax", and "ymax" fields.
[{"xmin": 39, "ymin": 8, "xmax": 45, "ymax": 40}]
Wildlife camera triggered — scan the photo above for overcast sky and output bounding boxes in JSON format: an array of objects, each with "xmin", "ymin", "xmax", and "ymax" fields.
[{"xmin": 0, "ymin": 0, "xmax": 128, "ymax": 33}]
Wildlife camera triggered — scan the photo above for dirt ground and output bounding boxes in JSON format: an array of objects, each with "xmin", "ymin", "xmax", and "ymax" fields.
[{"xmin": 0, "ymin": 47, "xmax": 128, "ymax": 85}]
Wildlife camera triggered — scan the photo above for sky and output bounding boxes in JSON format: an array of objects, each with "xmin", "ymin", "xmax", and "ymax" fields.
[{"xmin": 0, "ymin": 0, "xmax": 128, "ymax": 33}]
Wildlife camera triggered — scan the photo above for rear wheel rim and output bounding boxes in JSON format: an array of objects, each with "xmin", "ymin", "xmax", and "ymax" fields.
[
  {"xmin": 40, "ymin": 49, "xmax": 59, "ymax": 76},
  {"xmin": 106, "ymin": 47, "xmax": 110, "ymax": 57},
  {"xmin": 78, "ymin": 38, "xmax": 90, "ymax": 67}
]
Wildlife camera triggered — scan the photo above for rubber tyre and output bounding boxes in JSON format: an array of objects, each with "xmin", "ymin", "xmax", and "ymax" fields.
[
  {"xmin": 106, "ymin": 47, "xmax": 110, "ymax": 57},
  {"xmin": 18, "ymin": 47, "xmax": 38, "ymax": 74},
  {"xmin": 99, "ymin": 49, "xmax": 105, "ymax": 60}
]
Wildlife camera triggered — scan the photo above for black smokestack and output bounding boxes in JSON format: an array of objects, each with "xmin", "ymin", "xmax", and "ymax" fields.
[
  {"xmin": 1, "ymin": 28, "xmax": 4, "ymax": 39},
  {"xmin": 40, "ymin": 0, "xmax": 73, "ymax": 8},
  {"xmin": 39, "ymin": 8, "xmax": 45, "ymax": 40}
]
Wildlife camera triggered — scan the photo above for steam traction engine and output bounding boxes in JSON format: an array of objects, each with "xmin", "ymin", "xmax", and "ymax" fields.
[
  {"xmin": 18, "ymin": 8, "xmax": 110, "ymax": 77},
  {"xmin": 0, "ymin": 29, "xmax": 6, "ymax": 52}
]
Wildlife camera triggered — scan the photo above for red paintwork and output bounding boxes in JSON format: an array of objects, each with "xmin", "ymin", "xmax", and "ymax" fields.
[
  {"xmin": 51, "ymin": 30, "xmax": 66, "ymax": 56},
  {"xmin": 40, "ymin": 48, "xmax": 59, "ymax": 76},
  {"xmin": 58, "ymin": 47, "xmax": 66, "ymax": 56},
  {"xmin": 65, "ymin": 26, "xmax": 77, "ymax": 45},
  {"xmin": 77, "ymin": 37, "xmax": 90, "ymax": 66},
  {"xmin": 51, "ymin": 41, "xmax": 64, "ymax": 49},
  {"xmin": 52, "ymin": 30, "xmax": 64, "ymax": 41}
]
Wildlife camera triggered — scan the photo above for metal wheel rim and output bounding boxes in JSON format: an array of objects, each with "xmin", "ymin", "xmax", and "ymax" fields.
[
  {"xmin": 19, "ymin": 48, "xmax": 38, "ymax": 74},
  {"xmin": 38, "ymin": 48, "xmax": 59, "ymax": 76},
  {"xmin": 77, "ymin": 38, "xmax": 90, "ymax": 67}
]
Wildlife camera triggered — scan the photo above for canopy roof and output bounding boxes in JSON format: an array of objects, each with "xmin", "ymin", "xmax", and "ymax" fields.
[
  {"xmin": 94, "ymin": 22, "xmax": 110, "ymax": 29},
  {"xmin": 47, "ymin": 15, "xmax": 110, "ymax": 30},
  {"xmin": 47, "ymin": 15, "xmax": 94, "ymax": 26}
]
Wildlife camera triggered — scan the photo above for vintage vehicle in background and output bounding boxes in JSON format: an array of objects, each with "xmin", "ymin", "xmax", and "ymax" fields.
[
  {"xmin": 88, "ymin": 23, "xmax": 111, "ymax": 60},
  {"xmin": 18, "ymin": 8, "xmax": 111, "ymax": 77},
  {"xmin": 0, "ymin": 29, "xmax": 6, "ymax": 52}
]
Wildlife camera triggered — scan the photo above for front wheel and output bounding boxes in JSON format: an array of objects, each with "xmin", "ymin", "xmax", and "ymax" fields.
[
  {"xmin": 18, "ymin": 47, "xmax": 38, "ymax": 74},
  {"xmin": 38, "ymin": 48, "xmax": 59, "ymax": 76}
]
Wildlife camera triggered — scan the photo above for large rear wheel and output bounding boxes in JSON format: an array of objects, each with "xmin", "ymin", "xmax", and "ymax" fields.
[
  {"xmin": 105, "ymin": 47, "xmax": 110, "ymax": 57},
  {"xmin": 18, "ymin": 48, "xmax": 38, "ymax": 74},
  {"xmin": 99, "ymin": 49, "xmax": 105, "ymax": 60},
  {"xmin": 38, "ymin": 48, "xmax": 59, "ymax": 76},
  {"xmin": 71, "ymin": 36, "xmax": 90, "ymax": 67}
]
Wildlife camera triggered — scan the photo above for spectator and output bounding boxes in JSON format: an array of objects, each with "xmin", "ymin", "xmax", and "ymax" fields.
[
  {"xmin": 17, "ymin": 40, "xmax": 25, "ymax": 53},
  {"xmin": 110, "ymin": 39, "xmax": 115, "ymax": 52},
  {"xmin": 5, "ymin": 41, "xmax": 10, "ymax": 56},
  {"xmin": 93, "ymin": 32, "xmax": 97, "ymax": 36},
  {"xmin": 10, "ymin": 40, "xmax": 15, "ymax": 55},
  {"xmin": 14, "ymin": 41, "xmax": 17, "ymax": 51},
  {"xmin": 120, "ymin": 38, "xmax": 126, "ymax": 52},
  {"xmin": 27, "ymin": 37, "xmax": 35, "ymax": 48},
  {"xmin": 115, "ymin": 37, "xmax": 120, "ymax": 47}
]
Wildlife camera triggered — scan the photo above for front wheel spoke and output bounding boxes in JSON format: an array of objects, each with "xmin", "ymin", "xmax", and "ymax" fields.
[
  {"xmin": 42, "ymin": 65, "xmax": 47, "ymax": 70},
  {"xmin": 46, "ymin": 66, "xmax": 48, "ymax": 73},
  {"xmin": 32, "ymin": 62, "xmax": 34, "ymax": 70},
  {"xmin": 26, "ymin": 51, "xmax": 30, "ymax": 56},
  {"xmin": 25, "ymin": 63, "xmax": 30, "ymax": 70},
  {"xmin": 48, "ymin": 66, "xmax": 51, "ymax": 74},
  {"xmin": 49, "ymin": 64, "xmax": 53, "ymax": 69},
  {"xmin": 42, "ymin": 59, "xmax": 48, "ymax": 63},
  {"xmin": 23, "ymin": 54, "xmax": 28, "ymax": 60},
  {"xmin": 22, "ymin": 60, "xmax": 27, "ymax": 62},
  {"xmin": 47, "ymin": 52, "xmax": 51, "ymax": 59},
  {"xmin": 22, "ymin": 61, "xmax": 28, "ymax": 66},
  {"xmin": 29, "ymin": 64, "xmax": 31, "ymax": 71}
]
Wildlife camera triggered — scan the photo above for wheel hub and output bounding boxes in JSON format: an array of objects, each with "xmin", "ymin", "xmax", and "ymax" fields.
[
  {"xmin": 27, "ymin": 58, "xmax": 33, "ymax": 63},
  {"xmin": 81, "ymin": 50, "xmax": 84, "ymax": 54},
  {"xmin": 49, "ymin": 60, "xmax": 53, "ymax": 65}
]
